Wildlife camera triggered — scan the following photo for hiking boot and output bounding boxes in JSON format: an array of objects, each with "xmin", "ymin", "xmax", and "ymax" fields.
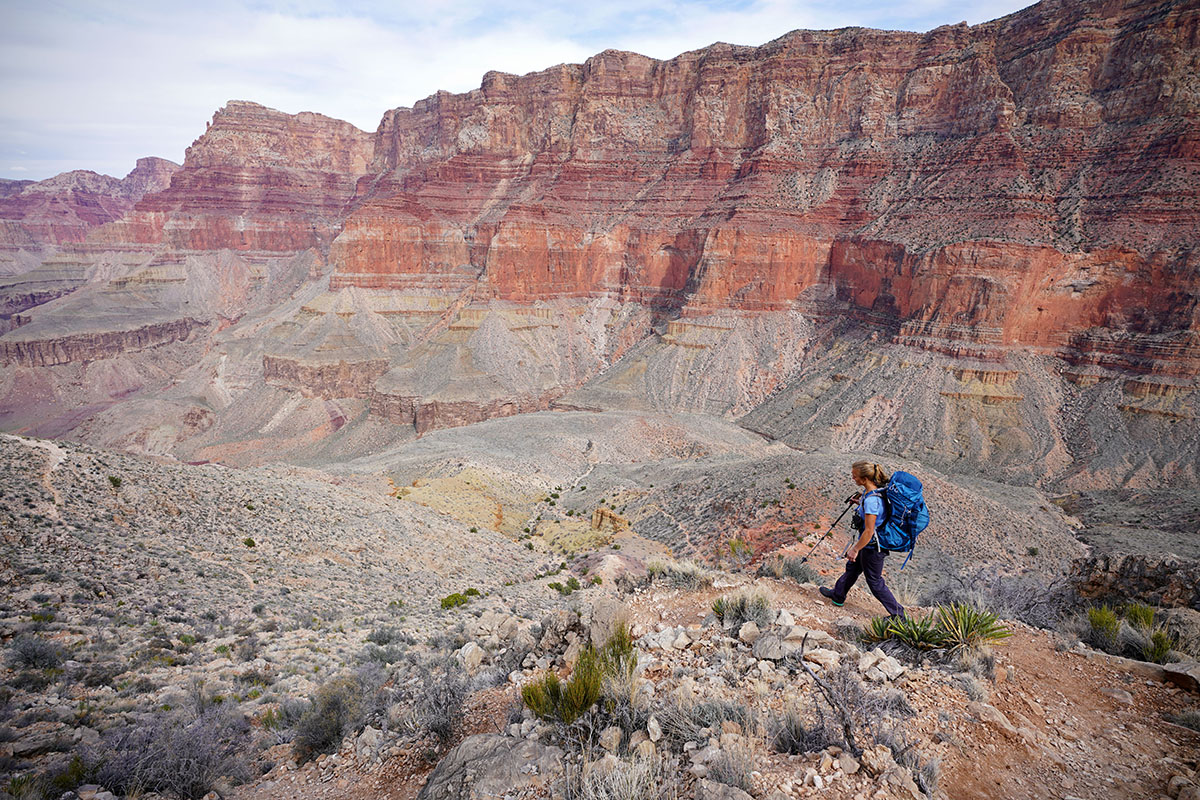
[{"xmin": 819, "ymin": 586, "xmax": 844, "ymax": 607}]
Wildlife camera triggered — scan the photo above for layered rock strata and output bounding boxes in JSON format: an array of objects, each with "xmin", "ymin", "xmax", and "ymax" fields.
[
  {"xmin": 328, "ymin": 0, "xmax": 1199, "ymax": 378},
  {"xmin": 0, "ymin": 0, "xmax": 1196, "ymax": 478}
]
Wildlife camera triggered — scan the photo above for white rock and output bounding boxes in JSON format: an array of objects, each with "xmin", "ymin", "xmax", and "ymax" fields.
[
  {"xmin": 738, "ymin": 621, "xmax": 760, "ymax": 645},
  {"xmin": 647, "ymin": 715, "xmax": 663, "ymax": 742},
  {"xmin": 456, "ymin": 642, "xmax": 485, "ymax": 671}
]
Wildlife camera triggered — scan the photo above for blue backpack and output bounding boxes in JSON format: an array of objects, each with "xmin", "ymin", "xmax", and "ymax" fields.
[{"xmin": 872, "ymin": 471, "xmax": 930, "ymax": 568}]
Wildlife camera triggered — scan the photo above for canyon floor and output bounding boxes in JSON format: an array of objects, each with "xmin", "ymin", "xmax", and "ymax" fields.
[{"xmin": 1, "ymin": 409, "xmax": 1199, "ymax": 800}]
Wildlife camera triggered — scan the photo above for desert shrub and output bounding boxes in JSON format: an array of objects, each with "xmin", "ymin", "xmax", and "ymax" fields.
[
  {"xmin": 921, "ymin": 568, "xmax": 1075, "ymax": 630},
  {"xmin": 569, "ymin": 754, "xmax": 662, "ymax": 800},
  {"xmin": 954, "ymin": 646, "xmax": 997, "ymax": 680},
  {"xmin": 659, "ymin": 699, "xmax": 754, "ymax": 745},
  {"xmin": 1142, "ymin": 628, "xmax": 1175, "ymax": 664},
  {"xmin": 408, "ymin": 658, "xmax": 469, "ymax": 746},
  {"xmin": 768, "ymin": 556, "xmax": 822, "ymax": 585},
  {"xmin": 934, "ymin": 603, "xmax": 1012, "ymax": 651},
  {"xmin": 707, "ymin": 737, "xmax": 755, "ymax": 791},
  {"xmin": 711, "ymin": 590, "xmax": 773, "ymax": 631},
  {"xmin": 646, "ymin": 560, "xmax": 712, "ymax": 590},
  {"xmin": 1123, "ymin": 602, "xmax": 1156, "ymax": 631},
  {"xmin": 888, "ymin": 615, "xmax": 944, "ymax": 651},
  {"xmin": 1166, "ymin": 710, "xmax": 1200, "ymax": 732},
  {"xmin": 769, "ymin": 705, "xmax": 838, "ymax": 755},
  {"xmin": 441, "ymin": 593, "xmax": 470, "ymax": 609},
  {"xmin": 366, "ymin": 627, "xmax": 401, "ymax": 645},
  {"xmin": 90, "ymin": 707, "xmax": 250, "ymax": 799},
  {"xmin": 727, "ymin": 537, "xmax": 753, "ymax": 568},
  {"xmin": 522, "ymin": 647, "xmax": 603, "ymax": 725},
  {"xmin": 6, "ymin": 634, "xmax": 65, "ymax": 670},
  {"xmin": 598, "ymin": 624, "xmax": 643, "ymax": 732},
  {"xmin": 293, "ymin": 676, "xmax": 364, "ymax": 763},
  {"xmin": 1086, "ymin": 605, "xmax": 1121, "ymax": 652},
  {"xmin": 955, "ymin": 674, "xmax": 988, "ymax": 701}
]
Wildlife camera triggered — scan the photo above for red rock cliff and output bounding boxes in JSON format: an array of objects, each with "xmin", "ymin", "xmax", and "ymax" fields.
[
  {"xmin": 327, "ymin": 0, "xmax": 1199, "ymax": 375},
  {"xmin": 99, "ymin": 101, "xmax": 374, "ymax": 252}
]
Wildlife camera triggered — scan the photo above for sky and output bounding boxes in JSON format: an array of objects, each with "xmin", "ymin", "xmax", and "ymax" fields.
[{"xmin": 1, "ymin": 0, "xmax": 1033, "ymax": 181}]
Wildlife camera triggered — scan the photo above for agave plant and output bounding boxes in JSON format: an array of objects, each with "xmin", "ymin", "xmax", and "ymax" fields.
[{"xmin": 935, "ymin": 603, "xmax": 1012, "ymax": 651}]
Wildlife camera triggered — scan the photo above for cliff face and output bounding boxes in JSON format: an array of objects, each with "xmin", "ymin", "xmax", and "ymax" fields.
[
  {"xmin": 107, "ymin": 102, "xmax": 374, "ymax": 252},
  {"xmin": 0, "ymin": 0, "xmax": 1196, "ymax": 485},
  {"xmin": 331, "ymin": 0, "xmax": 1199, "ymax": 375}
]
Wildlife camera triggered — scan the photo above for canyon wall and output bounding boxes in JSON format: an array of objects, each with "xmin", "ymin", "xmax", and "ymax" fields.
[{"xmin": 0, "ymin": 0, "xmax": 1196, "ymax": 485}]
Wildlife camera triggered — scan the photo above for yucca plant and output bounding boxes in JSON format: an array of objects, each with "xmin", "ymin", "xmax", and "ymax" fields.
[
  {"xmin": 888, "ymin": 614, "xmax": 945, "ymax": 650},
  {"xmin": 861, "ymin": 616, "xmax": 896, "ymax": 645},
  {"xmin": 711, "ymin": 596, "xmax": 728, "ymax": 623},
  {"xmin": 934, "ymin": 603, "xmax": 1012, "ymax": 651}
]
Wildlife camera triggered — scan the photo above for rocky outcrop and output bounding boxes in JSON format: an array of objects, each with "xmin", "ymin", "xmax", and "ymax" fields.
[
  {"xmin": 416, "ymin": 734, "xmax": 563, "ymax": 800},
  {"xmin": 1072, "ymin": 552, "xmax": 1200, "ymax": 610},
  {"xmin": 0, "ymin": 319, "xmax": 204, "ymax": 366},
  {"xmin": 263, "ymin": 355, "xmax": 390, "ymax": 399}
]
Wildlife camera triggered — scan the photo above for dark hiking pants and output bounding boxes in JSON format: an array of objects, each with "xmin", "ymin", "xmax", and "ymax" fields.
[{"xmin": 830, "ymin": 547, "xmax": 905, "ymax": 617}]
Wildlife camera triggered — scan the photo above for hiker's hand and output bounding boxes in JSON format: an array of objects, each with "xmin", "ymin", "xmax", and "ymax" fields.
[
  {"xmin": 845, "ymin": 492, "xmax": 861, "ymax": 504},
  {"xmin": 846, "ymin": 546, "xmax": 860, "ymax": 562}
]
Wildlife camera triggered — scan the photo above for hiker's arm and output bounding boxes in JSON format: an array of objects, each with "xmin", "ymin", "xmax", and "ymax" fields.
[{"xmin": 847, "ymin": 514, "xmax": 876, "ymax": 561}]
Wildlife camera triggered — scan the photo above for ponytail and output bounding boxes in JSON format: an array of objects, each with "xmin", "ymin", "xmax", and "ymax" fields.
[{"xmin": 852, "ymin": 460, "xmax": 890, "ymax": 486}]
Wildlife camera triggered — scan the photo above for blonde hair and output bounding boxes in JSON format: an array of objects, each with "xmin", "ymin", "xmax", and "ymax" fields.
[{"xmin": 852, "ymin": 460, "xmax": 890, "ymax": 486}]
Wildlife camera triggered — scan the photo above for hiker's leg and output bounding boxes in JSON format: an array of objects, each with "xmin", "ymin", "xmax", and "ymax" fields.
[
  {"xmin": 860, "ymin": 550, "xmax": 905, "ymax": 617},
  {"xmin": 830, "ymin": 557, "xmax": 864, "ymax": 602}
]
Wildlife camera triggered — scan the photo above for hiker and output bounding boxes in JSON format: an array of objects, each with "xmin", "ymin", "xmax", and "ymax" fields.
[{"xmin": 819, "ymin": 460, "xmax": 905, "ymax": 619}]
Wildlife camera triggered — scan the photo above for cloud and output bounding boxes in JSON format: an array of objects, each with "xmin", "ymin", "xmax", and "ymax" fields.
[{"xmin": 0, "ymin": 0, "xmax": 1032, "ymax": 180}]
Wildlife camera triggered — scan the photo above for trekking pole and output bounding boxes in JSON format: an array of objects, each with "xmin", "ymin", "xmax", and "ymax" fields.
[{"xmin": 799, "ymin": 494, "xmax": 860, "ymax": 563}]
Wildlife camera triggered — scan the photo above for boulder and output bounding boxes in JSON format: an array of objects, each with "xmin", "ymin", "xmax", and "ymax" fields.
[
  {"xmin": 738, "ymin": 622, "xmax": 760, "ymax": 645},
  {"xmin": 1163, "ymin": 661, "xmax": 1200, "ymax": 694},
  {"xmin": 802, "ymin": 648, "xmax": 841, "ymax": 671},
  {"xmin": 696, "ymin": 779, "xmax": 753, "ymax": 800},
  {"xmin": 416, "ymin": 734, "xmax": 564, "ymax": 800},
  {"xmin": 456, "ymin": 642, "xmax": 485, "ymax": 672},
  {"xmin": 752, "ymin": 634, "xmax": 787, "ymax": 661},
  {"xmin": 588, "ymin": 598, "xmax": 630, "ymax": 649}
]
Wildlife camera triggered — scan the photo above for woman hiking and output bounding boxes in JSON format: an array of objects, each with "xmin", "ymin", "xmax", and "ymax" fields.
[{"xmin": 819, "ymin": 460, "xmax": 906, "ymax": 619}]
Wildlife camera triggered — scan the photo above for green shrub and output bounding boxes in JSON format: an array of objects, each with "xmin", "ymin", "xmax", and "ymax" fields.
[
  {"xmin": 441, "ymin": 593, "xmax": 470, "ymax": 609},
  {"xmin": 934, "ymin": 603, "xmax": 1012, "ymax": 651},
  {"xmin": 108, "ymin": 475, "xmax": 122, "ymax": 489},
  {"xmin": 1123, "ymin": 602, "xmax": 1156, "ymax": 631},
  {"xmin": 861, "ymin": 616, "xmax": 896, "ymax": 645},
  {"xmin": 1087, "ymin": 605, "xmax": 1121, "ymax": 652},
  {"xmin": 243, "ymin": 537, "xmax": 255, "ymax": 548},
  {"xmin": 1143, "ymin": 628, "xmax": 1175, "ymax": 664},
  {"xmin": 522, "ymin": 647, "xmax": 603, "ymax": 725}
]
